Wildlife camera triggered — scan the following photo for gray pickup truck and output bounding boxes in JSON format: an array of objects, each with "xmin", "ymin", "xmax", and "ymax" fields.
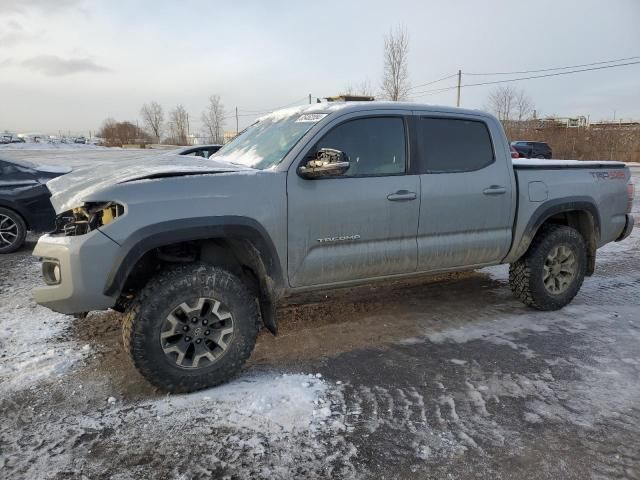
[{"xmin": 32, "ymin": 102, "xmax": 635, "ymax": 392}]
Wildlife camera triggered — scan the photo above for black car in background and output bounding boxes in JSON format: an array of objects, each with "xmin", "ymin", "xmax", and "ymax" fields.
[
  {"xmin": 511, "ymin": 141, "xmax": 552, "ymax": 159},
  {"xmin": 177, "ymin": 144, "xmax": 223, "ymax": 158},
  {"xmin": 0, "ymin": 158, "xmax": 70, "ymax": 253}
]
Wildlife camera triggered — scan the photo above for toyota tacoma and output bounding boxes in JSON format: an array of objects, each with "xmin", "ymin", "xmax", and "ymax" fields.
[{"xmin": 32, "ymin": 102, "xmax": 635, "ymax": 392}]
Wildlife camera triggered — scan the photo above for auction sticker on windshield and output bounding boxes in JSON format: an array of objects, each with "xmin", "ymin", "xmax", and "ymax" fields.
[{"xmin": 296, "ymin": 113, "xmax": 328, "ymax": 123}]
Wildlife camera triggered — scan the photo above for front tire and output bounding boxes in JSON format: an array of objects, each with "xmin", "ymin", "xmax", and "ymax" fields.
[
  {"xmin": 509, "ymin": 225, "xmax": 586, "ymax": 310},
  {"xmin": 122, "ymin": 264, "xmax": 260, "ymax": 392},
  {"xmin": 0, "ymin": 207, "xmax": 27, "ymax": 254}
]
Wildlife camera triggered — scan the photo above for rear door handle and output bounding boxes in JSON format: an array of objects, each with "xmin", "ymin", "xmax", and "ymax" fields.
[
  {"xmin": 483, "ymin": 185, "xmax": 507, "ymax": 196},
  {"xmin": 387, "ymin": 190, "xmax": 417, "ymax": 202}
]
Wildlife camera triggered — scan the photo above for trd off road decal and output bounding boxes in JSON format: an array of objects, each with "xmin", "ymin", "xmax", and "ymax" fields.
[{"xmin": 591, "ymin": 171, "xmax": 626, "ymax": 181}]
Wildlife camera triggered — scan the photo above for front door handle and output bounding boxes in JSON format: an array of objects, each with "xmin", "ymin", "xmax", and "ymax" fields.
[
  {"xmin": 483, "ymin": 185, "xmax": 507, "ymax": 196},
  {"xmin": 387, "ymin": 190, "xmax": 417, "ymax": 202}
]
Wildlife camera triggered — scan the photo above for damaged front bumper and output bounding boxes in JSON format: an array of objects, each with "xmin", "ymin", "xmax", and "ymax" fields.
[{"xmin": 32, "ymin": 229, "xmax": 121, "ymax": 314}]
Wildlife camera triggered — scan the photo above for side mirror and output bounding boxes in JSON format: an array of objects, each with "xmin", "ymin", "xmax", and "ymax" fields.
[{"xmin": 298, "ymin": 148, "xmax": 350, "ymax": 179}]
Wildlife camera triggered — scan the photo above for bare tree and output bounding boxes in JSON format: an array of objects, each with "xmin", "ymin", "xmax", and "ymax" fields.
[
  {"xmin": 140, "ymin": 101, "xmax": 164, "ymax": 142},
  {"xmin": 380, "ymin": 25, "xmax": 410, "ymax": 101},
  {"xmin": 97, "ymin": 118, "xmax": 142, "ymax": 147},
  {"xmin": 487, "ymin": 85, "xmax": 535, "ymax": 122},
  {"xmin": 343, "ymin": 79, "xmax": 373, "ymax": 97},
  {"xmin": 487, "ymin": 85, "xmax": 517, "ymax": 121},
  {"xmin": 167, "ymin": 105, "xmax": 189, "ymax": 145},
  {"xmin": 201, "ymin": 95, "xmax": 225, "ymax": 144},
  {"xmin": 515, "ymin": 89, "xmax": 535, "ymax": 121}
]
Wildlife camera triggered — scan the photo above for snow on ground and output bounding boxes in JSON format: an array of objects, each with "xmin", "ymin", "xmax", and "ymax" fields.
[
  {"xmin": 147, "ymin": 373, "xmax": 330, "ymax": 434},
  {"xmin": 0, "ymin": 256, "xmax": 91, "ymax": 394},
  {"xmin": 0, "ymin": 164, "xmax": 638, "ymax": 478},
  {"xmin": 0, "ymin": 146, "xmax": 162, "ymax": 169},
  {"xmin": 0, "ymin": 142, "xmax": 115, "ymax": 151}
]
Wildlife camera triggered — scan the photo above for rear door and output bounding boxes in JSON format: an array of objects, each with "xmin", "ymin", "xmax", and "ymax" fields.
[
  {"xmin": 414, "ymin": 114, "xmax": 515, "ymax": 270},
  {"xmin": 287, "ymin": 114, "xmax": 420, "ymax": 287}
]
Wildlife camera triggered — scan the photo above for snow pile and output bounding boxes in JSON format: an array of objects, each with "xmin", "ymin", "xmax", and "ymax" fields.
[
  {"xmin": 0, "ymin": 257, "xmax": 89, "ymax": 393},
  {"xmin": 56, "ymin": 373, "xmax": 358, "ymax": 479},
  {"xmin": 148, "ymin": 373, "xmax": 331, "ymax": 434}
]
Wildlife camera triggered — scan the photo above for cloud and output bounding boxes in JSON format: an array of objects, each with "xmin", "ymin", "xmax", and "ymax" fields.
[
  {"xmin": 0, "ymin": 55, "xmax": 110, "ymax": 76},
  {"xmin": 0, "ymin": 0, "xmax": 83, "ymax": 15},
  {"xmin": 0, "ymin": 20, "xmax": 40, "ymax": 47}
]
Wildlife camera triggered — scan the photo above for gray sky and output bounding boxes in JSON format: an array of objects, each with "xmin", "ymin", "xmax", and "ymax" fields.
[{"xmin": 1, "ymin": 0, "xmax": 639, "ymax": 135}]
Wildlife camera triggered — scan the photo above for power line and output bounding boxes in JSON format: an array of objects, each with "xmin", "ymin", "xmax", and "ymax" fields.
[
  {"xmin": 460, "ymin": 60, "xmax": 640, "ymax": 88},
  {"xmin": 411, "ymin": 60, "xmax": 640, "ymax": 98},
  {"xmin": 406, "ymin": 72, "xmax": 458, "ymax": 92},
  {"xmin": 464, "ymin": 55, "xmax": 640, "ymax": 76},
  {"xmin": 410, "ymin": 84, "xmax": 458, "ymax": 97}
]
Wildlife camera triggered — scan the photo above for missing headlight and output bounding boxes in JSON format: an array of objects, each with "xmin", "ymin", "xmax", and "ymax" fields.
[{"xmin": 56, "ymin": 202, "xmax": 124, "ymax": 236}]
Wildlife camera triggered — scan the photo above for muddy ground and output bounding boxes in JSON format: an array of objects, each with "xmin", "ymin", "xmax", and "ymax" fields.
[{"xmin": 0, "ymin": 161, "xmax": 639, "ymax": 479}]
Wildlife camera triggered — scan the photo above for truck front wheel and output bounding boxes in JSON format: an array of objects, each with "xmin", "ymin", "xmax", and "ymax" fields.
[
  {"xmin": 122, "ymin": 264, "xmax": 260, "ymax": 392},
  {"xmin": 509, "ymin": 224, "xmax": 586, "ymax": 310}
]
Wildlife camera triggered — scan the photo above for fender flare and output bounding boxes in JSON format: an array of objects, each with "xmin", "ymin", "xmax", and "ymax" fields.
[
  {"xmin": 102, "ymin": 216, "xmax": 284, "ymax": 298},
  {"xmin": 507, "ymin": 197, "xmax": 601, "ymax": 262}
]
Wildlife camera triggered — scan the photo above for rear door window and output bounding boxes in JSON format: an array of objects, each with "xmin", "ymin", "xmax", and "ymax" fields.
[{"xmin": 416, "ymin": 117, "xmax": 494, "ymax": 173}]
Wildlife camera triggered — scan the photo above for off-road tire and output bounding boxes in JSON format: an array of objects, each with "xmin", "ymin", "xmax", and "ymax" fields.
[
  {"xmin": 0, "ymin": 207, "xmax": 27, "ymax": 254},
  {"xmin": 122, "ymin": 264, "xmax": 260, "ymax": 393},
  {"xmin": 509, "ymin": 224, "xmax": 586, "ymax": 310}
]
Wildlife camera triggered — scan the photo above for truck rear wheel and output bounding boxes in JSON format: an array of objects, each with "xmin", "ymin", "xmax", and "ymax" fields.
[
  {"xmin": 509, "ymin": 224, "xmax": 586, "ymax": 310},
  {"xmin": 122, "ymin": 264, "xmax": 260, "ymax": 392}
]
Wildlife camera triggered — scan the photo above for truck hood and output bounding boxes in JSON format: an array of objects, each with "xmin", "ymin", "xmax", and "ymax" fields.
[
  {"xmin": 35, "ymin": 164, "xmax": 73, "ymax": 175},
  {"xmin": 46, "ymin": 154, "xmax": 251, "ymax": 212}
]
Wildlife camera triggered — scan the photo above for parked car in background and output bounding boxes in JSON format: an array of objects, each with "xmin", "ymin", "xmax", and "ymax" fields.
[
  {"xmin": 511, "ymin": 141, "xmax": 552, "ymax": 159},
  {"xmin": 0, "ymin": 157, "xmax": 71, "ymax": 253},
  {"xmin": 510, "ymin": 145, "xmax": 520, "ymax": 158},
  {"xmin": 0, "ymin": 134, "xmax": 23, "ymax": 144},
  {"xmin": 177, "ymin": 144, "xmax": 223, "ymax": 159}
]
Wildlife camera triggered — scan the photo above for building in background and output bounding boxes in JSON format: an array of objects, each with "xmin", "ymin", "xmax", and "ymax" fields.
[{"xmin": 223, "ymin": 131, "xmax": 237, "ymax": 144}]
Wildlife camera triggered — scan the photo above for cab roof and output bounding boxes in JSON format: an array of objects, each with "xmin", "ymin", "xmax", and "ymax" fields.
[{"xmin": 259, "ymin": 101, "xmax": 493, "ymax": 123}]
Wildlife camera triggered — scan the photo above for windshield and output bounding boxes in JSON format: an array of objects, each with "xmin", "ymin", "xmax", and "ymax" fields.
[{"xmin": 215, "ymin": 112, "xmax": 327, "ymax": 170}]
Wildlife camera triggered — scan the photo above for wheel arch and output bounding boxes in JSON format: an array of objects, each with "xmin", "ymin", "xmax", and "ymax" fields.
[
  {"xmin": 509, "ymin": 198, "xmax": 600, "ymax": 275},
  {"xmin": 103, "ymin": 216, "xmax": 284, "ymax": 332}
]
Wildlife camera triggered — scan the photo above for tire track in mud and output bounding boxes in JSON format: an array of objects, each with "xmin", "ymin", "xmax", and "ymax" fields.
[{"xmin": 314, "ymin": 238, "xmax": 640, "ymax": 477}]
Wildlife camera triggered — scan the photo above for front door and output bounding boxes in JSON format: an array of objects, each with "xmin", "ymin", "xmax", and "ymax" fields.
[{"xmin": 287, "ymin": 116, "xmax": 420, "ymax": 287}]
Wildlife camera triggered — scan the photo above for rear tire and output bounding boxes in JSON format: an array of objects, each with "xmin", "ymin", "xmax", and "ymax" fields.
[
  {"xmin": 122, "ymin": 264, "xmax": 260, "ymax": 393},
  {"xmin": 0, "ymin": 207, "xmax": 27, "ymax": 254},
  {"xmin": 509, "ymin": 224, "xmax": 586, "ymax": 310}
]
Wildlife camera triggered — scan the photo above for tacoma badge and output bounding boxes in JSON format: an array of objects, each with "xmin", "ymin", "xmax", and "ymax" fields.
[{"xmin": 317, "ymin": 234, "xmax": 361, "ymax": 243}]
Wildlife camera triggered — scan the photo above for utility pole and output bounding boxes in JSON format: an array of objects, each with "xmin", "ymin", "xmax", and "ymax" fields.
[
  {"xmin": 456, "ymin": 69, "xmax": 462, "ymax": 107},
  {"xmin": 186, "ymin": 112, "xmax": 190, "ymax": 144},
  {"xmin": 309, "ymin": 94, "xmax": 312, "ymax": 104},
  {"xmin": 235, "ymin": 106, "xmax": 239, "ymax": 135}
]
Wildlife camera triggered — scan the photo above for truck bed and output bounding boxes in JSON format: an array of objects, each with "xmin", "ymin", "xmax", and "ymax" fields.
[
  {"xmin": 506, "ymin": 158, "xmax": 631, "ymax": 263},
  {"xmin": 513, "ymin": 159, "xmax": 627, "ymax": 169}
]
